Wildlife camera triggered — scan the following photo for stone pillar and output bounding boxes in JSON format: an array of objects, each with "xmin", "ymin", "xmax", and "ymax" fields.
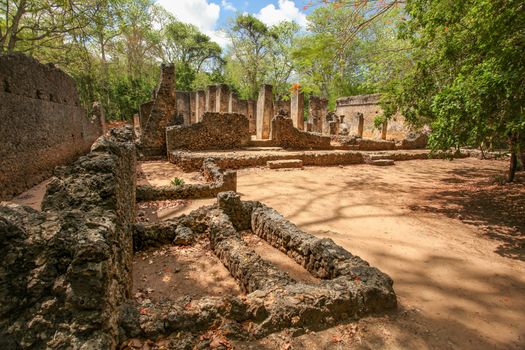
[
  {"xmin": 256, "ymin": 85, "xmax": 273, "ymax": 139},
  {"xmin": 189, "ymin": 92, "xmax": 196, "ymax": 124},
  {"xmin": 141, "ymin": 63, "xmax": 176, "ymax": 156},
  {"xmin": 215, "ymin": 84, "xmax": 230, "ymax": 113},
  {"xmin": 176, "ymin": 91, "xmax": 191, "ymax": 125},
  {"xmin": 247, "ymin": 99, "xmax": 257, "ymax": 135},
  {"xmin": 357, "ymin": 112, "xmax": 364, "ymax": 138},
  {"xmin": 92, "ymin": 101, "xmax": 106, "ymax": 135},
  {"xmin": 132, "ymin": 113, "xmax": 140, "ymax": 137},
  {"xmin": 205, "ymin": 85, "xmax": 217, "ymax": 112},
  {"xmin": 381, "ymin": 120, "xmax": 388, "ymax": 140},
  {"xmin": 195, "ymin": 90, "xmax": 206, "ymax": 122},
  {"xmin": 309, "ymin": 96, "xmax": 327, "ymax": 133},
  {"xmin": 228, "ymin": 91, "xmax": 239, "ymax": 113},
  {"xmin": 291, "ymin": 90, "xmax": 304, "ymax": 130}
]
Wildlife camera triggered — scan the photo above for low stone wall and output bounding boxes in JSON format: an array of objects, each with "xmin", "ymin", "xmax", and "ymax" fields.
[
  {"xmin": 128, "ymin": 192, "xmax": 397, "ymax": 341},
  {"xmin": 0, "ymin": 53, "xmax": 103, "ymax": 200},
  {"xmin": 396, "ymin": 132, "xmax": 429, "ymax": 150},
  {"xmin": 169, "ymin": 151, "xmax": 365, "ymax": 172},
  {"xmin": 0, "ymin": 127, "xmax": 136, "ymax": 349},
  {"xmin": 136, "ymin": 159, "xmax": 237, "ymax": 201},
  {"xmin": 271, "ymin": 114, "xmax": 331, "ymax": 150},
  {"xmin": 166, "ymin": 112, "xmax": 250, "ymax": 151}
]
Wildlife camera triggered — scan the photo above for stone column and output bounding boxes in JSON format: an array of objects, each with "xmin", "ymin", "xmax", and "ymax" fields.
[
  {"xmin": 247, "ymin": 99, "xmax": 257, "ymax": 135},
  {"xmin": 291, "ymin": 90, "xmax": 304, "ymax": 130},
  {"xmin": 256, "ymin": 85, "xmax": 273, "ymax": 139},
  {"xmin": 195, "ymin": 90, "xmax": 206, "ymax": 122},
  {"xmin": 215, "ymin": 84, "xmax": 230, "ymax": 113},
  {"xmin": 205, "ymin": 85, "xmax": 217, "ymax": 112},
  {"xmin": 309, "ymin": 96, "xmax": 327, "ymax": 133},
  {"xmin": 357, "ymin": 112, "xmax": 364, "ymax": 138},
  {"xmin": 189, "ymin": 92, "xmax": 196, "ymax": 124},
  {"xmin": 228, "ymin": 91, "xmax": 239, "ymax": 113},
  {"xmin": 381, "ymin": 120, "xmax": 388, "ymax": 140},
  {"xmin": 92, "ymin": 101, "xmax": 106, "ymax": 135},
  {"xmin": 176, "ymin": 91, "xmax": 191, "ymax": 125}
]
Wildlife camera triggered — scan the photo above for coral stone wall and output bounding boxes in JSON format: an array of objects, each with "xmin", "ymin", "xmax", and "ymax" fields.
[
  {"xmin": 0, "ymin": 127, "xmax": 136, "ymax": 349},
  {"xmin": 0, "ymin": 53, "xmax": 103, "ymax": 200},
  {"xmin": 166, "ymin": 112, "xmax": 250, "ymax": 151},
  {"xmin": 335, "ymin": 94, "xmax": 409, "ymax": 139},
  {"xmin": 271, "ymin": 114, "xmax": 331, "ymax": 150}
]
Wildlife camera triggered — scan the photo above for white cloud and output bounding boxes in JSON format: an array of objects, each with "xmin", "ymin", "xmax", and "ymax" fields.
[
  {"xmin": 221, "ymin": 0, "xmax": 236, "ymax": 12},
  {"xmin": 256, "ymin": 0, "xmax": 307, "ymax": 28},
  {"xmin": 157, "ymin": 0, "xmax": 230, "ymax": 47}
]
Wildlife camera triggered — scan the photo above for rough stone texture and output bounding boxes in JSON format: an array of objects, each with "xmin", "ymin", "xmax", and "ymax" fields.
[
  {"xmin": 166, "ymin": 112, "xmax": 250, "ymax": 151},
  {"xmin": 195, "ymin": 90, "xmax": 206, "ymax": 122},
  {"xmin": 128, "ymin": 192, "xmax": 396, "ymax": 341},
  {"xmin": 0, "ymin": 53, "xmax": 103, "ymax": 201},
  {"xmin": 275, "ymin": 100, "xmax": 290, "ymax": 117},
  {"xmin": 335, "ymin": 94, "xmax": 409, "ymax": 140},
  {"xmin": 323, "ymin": 112, "xmax": 340, "ymax": 135},
  {"xmin": 355, "ymin": 113, "xmax": 364, "ymax": 137},
  {"xmin": 356, "ymin": 139, "xmax": 396, "ymax": 151},
  {"xmin": 136, "ymin": 159, "xmax": 237, "ymax": 201},
  {"xmin": 228, "ymin": 91, "xmax": 239, "ymax": 113},
  {"xmin": 267, "ymin": 159, "xmax": 303, "ymax": 169},
  {"xmin": 0, "ymin": 127, "xmax": 136, "ymax": 349},
  {"xmin": 247, "ymin": 99, "xmax": 257, "ymax": 135},
  {"xmin": 92, "ymin": 101, "xmax": 107, "ymax": 135},
  {"xmin": 308, "ymin": 96, "xmax": 328, "ymax": 133},
  {"xmin": 290, "ymin": 90, "xmax": 305, "ymax": 130},
  {"xmin": 396, "ymin": 132, "xmax": 429, "ymax": 150},
  {"xmin": 369, "ymin": 159, "xmax": 395, "ymax": 166},
  {"xmin": 170, "ymin": 150, "xmax": 365, "ymax": 171},
  {"xmin": 189, "ymin": 92, "xmax": 196, "ymax": 124},
  {"xmin": 256, "ymin": 85, "xmax": 274, "ymax": 139},
  {"xmin": 176, "ymin": 91, "xmax": 191, "ymax": 126},
  {"xmin": 271, "ymin": 113, "xmax": 332, "ymax": 150},
  {"xmin": 215, "ymin": 84, "xmax": 230, "ymax": 113},
  {"xmin": 205, "ymin": 85, "xmax": 217, "ymax": 113},
  {"xmin": 339, "ymin": 116, "xmax": 350, "ymax": 136},
  {"xmin": 139, "ymin": 64, "xmax": 176, "ymax": 157}
]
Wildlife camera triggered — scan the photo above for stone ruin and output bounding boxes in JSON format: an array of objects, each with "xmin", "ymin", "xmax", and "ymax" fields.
[
  {"xmin": 0, "ymin": 126, "xmax": 397, "ymax": 348},
  {"xmin": 0, "ymin": 53, "xmax": 104, "ymax": 201}
]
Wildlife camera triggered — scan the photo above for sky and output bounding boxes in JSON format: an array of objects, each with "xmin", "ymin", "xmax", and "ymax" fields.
[{"xmin": 155, "ymin": 0, "xmax": 312, "ymax": 47}]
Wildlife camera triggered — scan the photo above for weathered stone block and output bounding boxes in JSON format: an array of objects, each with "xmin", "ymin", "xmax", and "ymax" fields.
[
  {"xmin": 256, "ymin": 85, "xmax": 274, "ymax": 139},
  {"xmin": 267, "ymin": 159, "xmax": 303, "ymax": 169}
]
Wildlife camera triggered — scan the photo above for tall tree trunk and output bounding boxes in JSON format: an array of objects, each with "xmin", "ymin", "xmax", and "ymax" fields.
[{"xmin": 6, "ymin": 0, "xmax": 27, "ymax": 52}]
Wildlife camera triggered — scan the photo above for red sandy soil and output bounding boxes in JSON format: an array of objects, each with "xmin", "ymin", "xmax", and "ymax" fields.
[{"xmin": 132, "ymin": 241, "xmax": 242, "ymax": 304}]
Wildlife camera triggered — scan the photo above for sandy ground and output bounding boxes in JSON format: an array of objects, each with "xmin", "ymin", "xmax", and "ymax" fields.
[
  {"xmin": 230, "ymin": 158, "xmax": 525, "ymax": 349},
  {"xmin": 133, "ymin": 242, "xmax": 242, "ymax": 303}
]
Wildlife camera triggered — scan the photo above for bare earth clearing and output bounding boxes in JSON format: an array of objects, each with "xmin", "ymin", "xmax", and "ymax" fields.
[{"xmin": 11, "ymin": 158, "xmax": 525, "ymax": 349}]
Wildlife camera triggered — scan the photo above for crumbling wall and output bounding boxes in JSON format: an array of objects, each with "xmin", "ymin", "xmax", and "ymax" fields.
[
  {"xmin": 271, "ymin": 114, "xmax": 331, "ymax": 150},
  {"xmin": 166, "ymin": 112, "xmax": 250, "ymax": 151},
  {"xmin": 139, "ymin": 64, "xmax": 177, "ymax": 157},
  {"xmin": 335, "ymin": 94, "xmax": 409, "ymax": 139},
  {"xmin": 0, "ymin": 53, "xmax": 103, "ymax": 201},
  {"xmin": 136, "ymin": 158, "xmax": 237, "ymax": 201},
  {"xmin": 0, "ymin": 127, "xmax": 136, "ymax": 349}
]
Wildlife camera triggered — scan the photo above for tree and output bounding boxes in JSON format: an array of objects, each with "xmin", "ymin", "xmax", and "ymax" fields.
[
  {"xmin": 391, "ymin": 0, "xmax": 525, "ymax": 182},
  {"xmin": 226, "ymin": 14, "xmax": 272, "ymax": 99}
]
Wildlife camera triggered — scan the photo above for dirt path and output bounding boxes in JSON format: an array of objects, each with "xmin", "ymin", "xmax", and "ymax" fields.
[{"xmin": 231, "ymin": 158, "xmax": 525, "ymax": 349}]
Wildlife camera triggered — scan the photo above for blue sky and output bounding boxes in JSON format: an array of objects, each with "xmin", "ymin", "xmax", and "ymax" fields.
[{"xmin": 156, "ymin": 0, "xmax": 312, "ymax": 47}]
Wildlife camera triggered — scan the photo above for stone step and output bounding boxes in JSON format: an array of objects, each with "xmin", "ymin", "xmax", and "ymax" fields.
[
  {"xmin": 369, "ymin": 159, "xmax": 395, "ymax": 166},
  {"xmin": 267, "ymin": 159, "xmax": 303, "ymax": 169}
]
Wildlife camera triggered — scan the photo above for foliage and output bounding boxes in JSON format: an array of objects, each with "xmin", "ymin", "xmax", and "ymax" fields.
[
  {"xmin": 391, "ymin": 0, "xmax": 525, "ymax": 181},
  {"xmin": 171, "ymin": 177, "xmax": 185, "ymax": 187}
]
